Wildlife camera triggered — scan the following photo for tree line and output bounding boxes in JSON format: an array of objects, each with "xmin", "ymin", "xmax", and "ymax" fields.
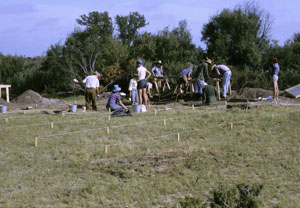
[{"xmin": 0, "ymin": 1, "xmax": 299, "ymax": 97}]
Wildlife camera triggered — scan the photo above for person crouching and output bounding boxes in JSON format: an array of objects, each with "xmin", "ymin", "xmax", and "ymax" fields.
[{"xmin": 106, "ymin": 85, "xmax": 128, "ymax": 112}]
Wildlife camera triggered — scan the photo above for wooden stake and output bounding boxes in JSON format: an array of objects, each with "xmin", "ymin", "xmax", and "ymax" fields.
[
  {"xmin": 35, "ymin": 104, "xmax": 38, "ymax": 108},
  {"xmin": 108, "ymin": 108, "xmax": 111, "ymax": 113},
  {"xmin": 230, "ymin": 122, "xmax": 233, "ymax": 130},
  {"xmin": 62, "ymin": 112, "xmax": 65, "ymax": 117},
  {"xmin": 192, "ymin": 104, "xmax": 195, "ymax": 110},
  {"xmin": 163, "ymin": 119, "xmax": 166, "ymax": 126},
  {"xmin": 246, "ymin": 100, "xmax": 249, "ymax": 110},
  {"xmin": 75, "ymin": 100, "xmax": 77, "ymax": 104},
  {"xmin": 35, "ymin": 137, "xmax": 38, "ymax": 147},
  {"xmin": 6, "ymin": 118, "xmax": 8, "ymax": 123},
  {"xmin": 177, "ymin": 133, "xmax": 180, "ymax": 143},
  {"xmin": 154, "ymin": 109, "xmax": 157, "ymax": 115},
  {"xmin": 104, "ymin": 145, "xmax": 108, "ymax": 154},
  {"xmin": 106, "ymin": 127, "xmax": 110, "ymax": 135},
  {"xmin": 51, "ymin": 122, "xmax": 54, "ymax": 129},
  {"xmin": 108, "ymin": 115, "xmax": 111, "ymax": 121},
  {"xmin": 225, "ymin": 100, "xmax": 228, "ymax": 106}
]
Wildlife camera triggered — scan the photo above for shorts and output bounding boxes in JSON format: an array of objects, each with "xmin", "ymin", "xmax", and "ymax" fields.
[
  {"xmin": 137, "ymin": 79, "xmax": 147, "ymax": 89},
  {"xmin": 272, "ymin": 74, "xmax": 278, "ymax": 82},
  {"xmin": 147, "ymin": 82, "xmax": 153, "ymax": 89}
]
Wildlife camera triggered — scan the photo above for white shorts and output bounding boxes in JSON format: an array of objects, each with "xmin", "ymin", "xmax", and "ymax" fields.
[{"xmin": 272, "ymin": 75, "xmax": 278, "ymax": 82}]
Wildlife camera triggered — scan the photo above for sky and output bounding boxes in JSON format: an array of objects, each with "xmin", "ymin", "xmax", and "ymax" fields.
[{"xmin": 0, "ymin": 0, "xmax": 299, "ymax": 57}]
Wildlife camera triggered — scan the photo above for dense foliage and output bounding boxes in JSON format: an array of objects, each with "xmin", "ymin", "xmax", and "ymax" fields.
[{"xmin": 0, "ymin": 2, "xmax": 299, "ymax": 98}]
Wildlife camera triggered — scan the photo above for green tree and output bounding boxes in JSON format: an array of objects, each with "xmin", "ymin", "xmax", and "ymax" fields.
[
  {"xmin": 202, "ymin": 1, "xmax": 272, "ymax": 68},
  {"xmin": 115, "ymin": 12, "xmax": 148, "ymax": 46}
]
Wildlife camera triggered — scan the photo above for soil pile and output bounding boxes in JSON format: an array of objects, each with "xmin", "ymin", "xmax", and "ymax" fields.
[
  {"xmin": 12, "ymin": 90, "xmax": 67, "ymax": 107},
  {"xmin": 229, "ymin": 87, "xmax": 273, "ymax": 101}
]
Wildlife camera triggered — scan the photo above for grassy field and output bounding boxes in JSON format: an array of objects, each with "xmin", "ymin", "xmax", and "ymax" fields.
[{"xmin": 0, "ymin": 102, "xmax": 300, "ymax": 207}]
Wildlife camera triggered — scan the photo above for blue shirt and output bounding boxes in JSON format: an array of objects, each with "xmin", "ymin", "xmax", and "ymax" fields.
[
  {"xmin": 152, "ymin": 66, "xmax": 163, "ymax": 77},
  {"xmin": 214, "ymin": 65, "xmax": 230, "ymax": 76},
  {"xmin": 107, "ymin": 92, "xmax": 121, "ymax": 105},
  {"xmin": 180, "ymin": 69, "xmax": 192, "ymax": 76},
  {"xmin": 271, "ymin": 63, "xmax": 280, "ymax": 76}
]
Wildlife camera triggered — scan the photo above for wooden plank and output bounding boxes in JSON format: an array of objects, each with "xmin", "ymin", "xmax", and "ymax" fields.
[{"xmin": 285, "ymin": 84, "xmax": 300, "ymax": 98}]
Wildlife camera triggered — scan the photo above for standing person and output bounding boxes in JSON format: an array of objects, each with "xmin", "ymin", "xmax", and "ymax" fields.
[
  {"xmin": 106, "ymin": 84, "xmax": 128, "ymax": 111},
  {"xmin": 128, "ymin": 74, "xmax": 138, "ymax": 105},
  {"xmin": 136, "ymin": 59, "xmax": 151, "ymax": 106},
  {"xmin": 151, "ymin": 60, "xmax": 170, "ymax": 93},
  {"xmin": 194, "ymin": 58, "xmax": 212, "ymax": 99},
  {"xmin": 81, "ymin": 71, "xmax": 100, "ymax": 111},
  {"xmin": 211, "ymin": 64, "xmax": 232, "ymax": 99},
  {"xmin": 266, "ymin": 58, "xmax": 280, "ymax": 100},
  {"xmin": 174, "ymin": 63, "xmax": 193, "ymax": 95}
]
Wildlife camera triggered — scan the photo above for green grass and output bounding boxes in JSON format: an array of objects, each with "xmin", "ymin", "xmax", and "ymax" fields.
[{"xmin": 0, "ymin": 103, "xmax": 300, "ymax": 207}]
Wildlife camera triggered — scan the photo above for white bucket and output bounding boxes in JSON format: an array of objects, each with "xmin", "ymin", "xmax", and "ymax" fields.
[
  {"xmin": 0, "ymin": 105, "xmax": 7, "ymax": 113},
  {"xmin": 69, "ymin": 104, "xmax": 77, "ymax": 113},
  {"xmin": 133, "ymin": 104, "xmax": 141, "ymax": 113},
  {"xmin": 140, "ymin": 105, "xmax": 147, "ymax": 113}
]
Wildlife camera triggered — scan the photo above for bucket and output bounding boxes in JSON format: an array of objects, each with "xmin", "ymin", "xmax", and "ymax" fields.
[
  {"xmin": 0, "ymin": 105, "xmax": 7, "ymax": 113},
  {"xmin": 69, "ymin": 104, "xmax": 77, "ymax": 113},
  {"xmin": 140, "ymin": 105, "xmax": 147, "ymax": 113},
  {"xmin": 133, "ymin": 104, "xmax": 141, "ymax": 113}
]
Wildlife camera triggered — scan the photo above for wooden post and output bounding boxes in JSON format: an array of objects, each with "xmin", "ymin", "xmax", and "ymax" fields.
[
  {"xmin": 230, "ymin": 122, "xmax": 233, "ymax": 130},
  {"xmin": 51, "ymin": 122, "xmax": 54, "ymax": 129},
  {"xmin": 225, "ymin": 100, "xmax": 227, "ymax": 106},
  {"xmin": 177, "ymin": 133, "xmax": 180, "ymax": 143},
  {"xmin": 35, "ymin": 104, "xmax": 38, "ymax": 108},
  {"xmin": 154, "ymin": 109, "xmax": 157, "ymax": 115},
  {"xmin": 62, "ymin": 112, "xmax": 65, "ymax": 117},
  {"xmin": 108, "ymin": 108, "xmax": 111, "ymax": 113},
  {"xmin": 104, "ymin": 145, "xmax": 108, "ymax": 154},
  {"xmin": 6, "ymin": 118, "xmax": 8, "ymax": 123},
  {"xmin": 108, "ymin": 115, "xmax": 111, "ymax": 121},
  {"xmin": 192, "ymin": 104, "xmax": 195, "ymax": 110},
  {"xmin": 216, "ymin": 80, "xmax": 221, "ymax": 101},
  {"xmin": 106, "ymin": 127, "xmax": 110, "ymax": 135},
  {"xmin": 35, "ymin": 137, "xmax": 38, "ymax": 147},
  {"xmin": 163, "ymin": 119, "xmax": 166, "ymax": 126},
  {"xmin": 246, "ymin": 100, "xmax": 249, "ymax": 110}
]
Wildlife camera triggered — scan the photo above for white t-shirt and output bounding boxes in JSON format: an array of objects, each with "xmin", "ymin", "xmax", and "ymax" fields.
[
  {"xmin": 128, "ymin": 78, "xmax": 137, "ymax": 91},
  {"xmin": 82, "ymin": 75, "xmax": 99, "ymax": 89},
  {"xmin": 137, "ymin": 66, "xmax": 147, "ymax": 80}
]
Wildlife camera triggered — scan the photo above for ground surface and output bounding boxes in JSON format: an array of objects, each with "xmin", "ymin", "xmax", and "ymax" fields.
[{"xmin": 1, "ymin": 89, "xmax": 300, "ymax": 207}]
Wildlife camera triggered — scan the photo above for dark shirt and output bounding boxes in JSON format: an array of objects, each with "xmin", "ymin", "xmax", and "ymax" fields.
[
  {"xmin": 271, "ymin": 63, "xmax": 280, "ymax": 76},
  {"xmin": 202, "ymin": 85, "xmax": 217, "ymax": 105},
  {"xmin": 194, "ymin": 62, "xmax": 210, "ymax": 80}
]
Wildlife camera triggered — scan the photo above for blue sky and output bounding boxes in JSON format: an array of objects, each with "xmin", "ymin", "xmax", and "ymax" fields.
[{"xmin": 0, "ymin": 0, "xmax": 299, "ymax": 57}]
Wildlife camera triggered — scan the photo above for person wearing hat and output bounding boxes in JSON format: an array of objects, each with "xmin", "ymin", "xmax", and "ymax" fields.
[
  {"xmin": 80, "ymin": 71, "xmax": 100, "ymax": 111},
  {"xmin": 193, "ymin": 58, "xmax": 212, "ymax": 100},
  {"xmin": 211, "ymin": 64, "xmax": 232, "ymax": 99},
  {"xmin": 265, "ymin": 58, "xmax": 280, "ymax": 100},
  {"xmin": 106, "ymin": 84, "xmax": 128, "ymax": 111},
  {"xmin": 174, "ymin": 62, "xmax": 194, "ymax": 95},
  {"xmin": 151, "ymin": 60, "xmax": 170, "ymax": 94},
  {"xmin": 136, "ymin": 59, "xmax": 151, "ymax": 106}
]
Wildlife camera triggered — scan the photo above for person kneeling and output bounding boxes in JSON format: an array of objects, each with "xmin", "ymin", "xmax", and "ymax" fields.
[
  {"xmin": 202, "ymin": 83, "xmax": 218, "ymax": 105},
  {"xmin": 106, "ymin": 85, "xmax": 128, "ymax": 112}
]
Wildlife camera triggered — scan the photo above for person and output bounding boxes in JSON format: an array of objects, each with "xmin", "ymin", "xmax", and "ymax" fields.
[
  {"xmin": 151, "ymin": 60, "xmax": 170, "ymax": 94},
  {"xmin": 174, "ymin": 63, "xmax": 193, "ymax": 95},
  {"xmin": 202, "ymin": 83, "xmax": 218, "ymax": 105},
  {"xmin": 136, "ymin": 59, "xmax": 151, "ymax": 106},
  {"xmin": 193, "ymin": 58, "xmax": 212, "ymax": 99},
  {"xmin": 211, "ymin": 64, "xmax": 232, "ymax": 99},
  {"xmin": 147, "ymin": 82, "xmax": 153, "ymax": 100},
  {"xmin": 266, "ymin": 58, "xmax": 280, "ymax": 100},
  {"xmin": 81, "ymin": 71, "xmax": 100, "ymax": 111},
  {"xmin": 106, "ymin": 84, "xmax": 128, "ymax": 111},
  {"xmin": 128, "ymin": 74, "xmax": 138, "ymax": 105}
]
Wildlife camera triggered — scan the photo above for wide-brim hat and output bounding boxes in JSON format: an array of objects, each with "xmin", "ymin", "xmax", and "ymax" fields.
[
  {"xmin": 112, "ymin": 84, "xmax": 121, "ymax": 92},
  {"xmin": 205, "ymin": 59, "xmax": 212, "ymax": 64},
  {"xmin": 155, "ymin": 60, "xmax": 163, "ymax": 65}
]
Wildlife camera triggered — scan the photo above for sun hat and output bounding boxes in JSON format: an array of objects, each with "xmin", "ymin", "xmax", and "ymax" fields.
[
  {"xmin": 155, "ymin": 60, "xmax": 163, "ymax": 65},
  {"xmin": 112, "ymin": 84, "xmax": 121, "ymax": 92},
  {"xmin": 205, "ymin": 58, "xmax": 212, "ymax": 64}
]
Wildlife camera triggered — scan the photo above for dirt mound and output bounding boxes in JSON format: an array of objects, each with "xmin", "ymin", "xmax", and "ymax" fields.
[
  {"xmin": 229, "ymin": 87, "xmax": 273, "ymax": 101},
  {"xmin": 12, "ymin": 90, "xmax": 67, "ymax": 106}
]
